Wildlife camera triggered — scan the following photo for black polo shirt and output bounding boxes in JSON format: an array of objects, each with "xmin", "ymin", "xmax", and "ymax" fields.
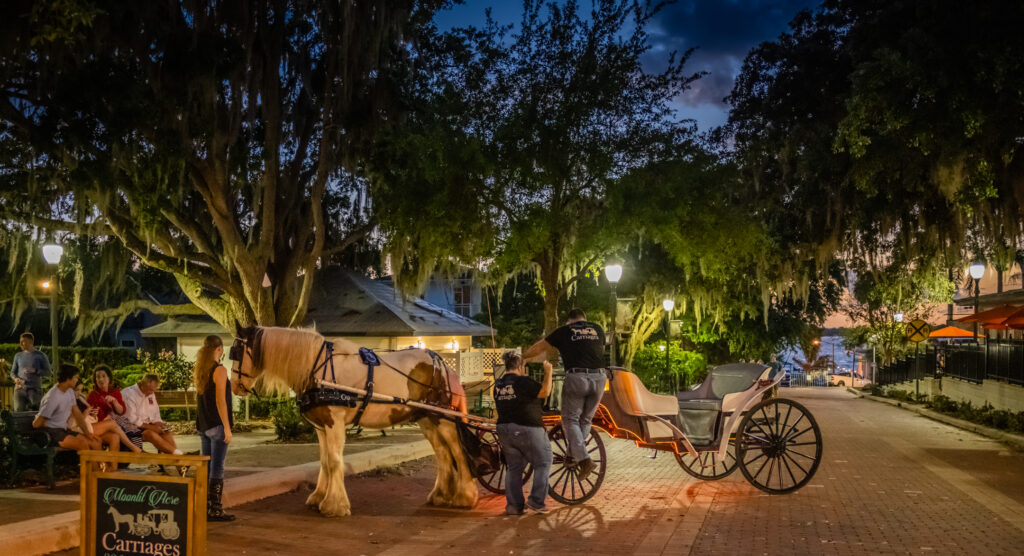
[{"xmin": 545, "ymin": 321, "xmax": 606, "ymax": 370}]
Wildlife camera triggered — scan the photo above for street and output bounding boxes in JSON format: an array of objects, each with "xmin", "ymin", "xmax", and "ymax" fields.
[{"xmin": 191, "ymin": 388, "xmax": 1024, "ymax": 555}]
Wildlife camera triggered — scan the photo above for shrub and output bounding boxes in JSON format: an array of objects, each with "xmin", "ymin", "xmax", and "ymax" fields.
[
  {"xmin": 272, "ymin": 401, "xmax": 314, "ymax": 441},
  {"xmin": 138, "ymin": 349, "xmax": 194, "ymax": 390},
  {"xmin": 631, "ymin": 344, "xmax": 707, "ymax": 394}
]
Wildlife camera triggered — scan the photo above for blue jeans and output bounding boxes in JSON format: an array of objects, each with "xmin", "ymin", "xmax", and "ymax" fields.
[
  {"xmin": 497, "ymin": 423, "xmax": 552, "ymax": 513},
  {"xmin": 14, "ymin": 388, "xmax": 42, "ymax": 412},
  {"xmin": 560, "ymin": 372, "xmax": 607, "ymax": 462},
  {"xmin": 201, "ymin": 425, "xmax": 229, "ymax": 480}
]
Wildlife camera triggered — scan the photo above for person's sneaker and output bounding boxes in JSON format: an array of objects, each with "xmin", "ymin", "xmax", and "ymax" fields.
[
  {"xmin": 525, "ymin": 503, "xmax": 549, "ymax": 515},
  {"xmin": 506, "ymin": 508, "xmax": 524, "ymax": 516},
  {"xmin": 576, "ymin": 458, "xmax": 596, "ymax": 480}
]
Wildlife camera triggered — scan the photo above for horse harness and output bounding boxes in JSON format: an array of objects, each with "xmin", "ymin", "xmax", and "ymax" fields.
[{"xmin": 296, "ymin": 341, "xmax": 458, "ymax": 429}]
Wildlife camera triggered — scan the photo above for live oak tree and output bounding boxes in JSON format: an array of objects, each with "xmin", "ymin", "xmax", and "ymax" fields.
[
  {"xmin": 728, "ymin": 0, "xmax": 1024, "ymax": 282},
  {"xmin": 0, "ymin": 0, "xmax": 444, "ymax": 330},
  {"xmin": 372, "ymin": 0, "xmax": 703, "ymax": 335}
]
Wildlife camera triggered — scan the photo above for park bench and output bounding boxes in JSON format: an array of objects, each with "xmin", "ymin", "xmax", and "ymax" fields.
[
  {"xmin": 154, "ymin": 390, "xmax": 197, "ymax": 420},
  {"xmin": 0, "ymin": 409, "xmax": 68, "ymax": 489}
]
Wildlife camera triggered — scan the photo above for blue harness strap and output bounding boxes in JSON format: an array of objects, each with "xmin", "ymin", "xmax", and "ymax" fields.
[{"xmin": 351, "ymin": 347, "xmax": 380, "ymax": 428}]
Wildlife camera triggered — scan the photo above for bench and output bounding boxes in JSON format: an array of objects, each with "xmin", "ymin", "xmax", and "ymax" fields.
[
  {"xmin": 0, "ymin": 410, "xmax": 67, "ymax": 489},
  {"xmin": 153, "ymin": 390, "xmax": 197, "ymax": 420}
]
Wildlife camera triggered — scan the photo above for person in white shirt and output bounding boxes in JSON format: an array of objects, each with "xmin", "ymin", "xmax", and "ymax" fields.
[{"xmin": 122, "ymin": 374, "xmax": 182, "ymax": 455}]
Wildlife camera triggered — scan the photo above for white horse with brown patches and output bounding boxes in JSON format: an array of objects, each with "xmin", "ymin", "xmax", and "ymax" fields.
[{"xmin": 228, "ymin": 324, "xmax": 478, "ymax": 517}]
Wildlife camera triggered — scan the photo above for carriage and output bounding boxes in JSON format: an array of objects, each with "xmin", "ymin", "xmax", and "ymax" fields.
[
  {"xmin": 473, "ymin": 363, "xmax": 823, "ymax": 504},
  {"xmin": 227, "ymin": 325, "xmax": 823, "ymax": 517}
]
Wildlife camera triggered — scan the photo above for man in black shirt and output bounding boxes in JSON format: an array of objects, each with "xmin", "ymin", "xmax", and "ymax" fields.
[
  {"xmin": 524, "ymin": 308, "xmax": 606, "ymax": 480},
  {"xmin": 494, "ymin": 352, "xmax": 553, "ymax": 515}
]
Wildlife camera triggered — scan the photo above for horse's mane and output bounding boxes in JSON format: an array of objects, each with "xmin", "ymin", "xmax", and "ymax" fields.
[{"xmin": 254, "ymin": 326, "xmax": 326, "ymax": 395}]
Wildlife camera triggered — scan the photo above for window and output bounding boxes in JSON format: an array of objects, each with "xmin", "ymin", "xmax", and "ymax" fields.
[
  {"xmin": 120, "ymin": 339, "xmax": 136, "ymax": 348},
  {"xmin": 453, "ymin": 283, "xmax": 472, "ymax": 317}
]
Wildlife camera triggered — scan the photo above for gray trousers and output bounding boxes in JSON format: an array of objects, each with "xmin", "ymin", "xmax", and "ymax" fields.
[
  {"xmin": 14, "ymin": 387, "xmax": 42, "ymax": 412},
  {"xmin": 560, "ymin": 372, "xmax": 607, "ymax": 462}
]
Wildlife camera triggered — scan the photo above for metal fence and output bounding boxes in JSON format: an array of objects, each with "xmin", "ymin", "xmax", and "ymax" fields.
[{"xmin": 876, "ymin": 341, "xmax": 1024, "ymax": 386}]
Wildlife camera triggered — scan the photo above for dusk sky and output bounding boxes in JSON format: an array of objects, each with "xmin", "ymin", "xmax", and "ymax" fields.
[{"xmin": 434, "ymin": 0, "xmax": 820, "ymax": 132}]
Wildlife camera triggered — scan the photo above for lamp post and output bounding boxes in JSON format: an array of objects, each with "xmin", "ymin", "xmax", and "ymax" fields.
[
  {"xmin": 605, "ymin": 263, "xmax": 623, "ymax": 366},
  {"xmin": 42, "ymin": 244, "xmax": 64, "ymax": 370},
  {"xmin": 663, "ymin": 298, "xmax": 675, "ymax": 392},
  {"xmin": 969, "ymin": 262, "xmax": 985, "ymax": 341}
]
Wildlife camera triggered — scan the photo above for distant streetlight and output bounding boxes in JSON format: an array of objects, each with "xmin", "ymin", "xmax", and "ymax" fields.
[
  {"xmin": 42, "ymin": 244, "xmax": 64, "ymax": 370},
  {"xmin": 605, "ymin": 263, "xmax": 623, "ymax": 366},
  {"xmin": 969, "ymin": 262, "xmax": 985, "ymax": 340},
  {"xmin": 663, "ymin": 298, "xmax": 675, "ymax": 392},
  {"xmin": 894, "ymin": 312, "xmax": 904, "ymax": 323}
]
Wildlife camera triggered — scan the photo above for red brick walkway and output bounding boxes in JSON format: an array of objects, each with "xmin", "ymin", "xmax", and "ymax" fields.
[{"xmin": 204, "ymin": 388, "xmax": 1024, "ymax": 555}]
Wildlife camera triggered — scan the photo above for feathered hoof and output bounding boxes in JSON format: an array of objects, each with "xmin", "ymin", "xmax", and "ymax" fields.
[
  {"xmin": 318, "ymin": 497, "xmax": 352, "ymax": 517},
  {"xmin": 427, "ymin": 488, "xmax": 453, "ymax": 507},
  {"xmin": 451, "ymin": 488, "xmax": 478, "ymax": 509},
  {"xmin": 305, "ymin": 490, "xmax": 326, "ymax": 508}
]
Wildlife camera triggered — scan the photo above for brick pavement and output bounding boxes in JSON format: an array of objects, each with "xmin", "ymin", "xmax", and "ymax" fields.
[{"xmin": 100, "ymin": 389, "xmax": 1024, "ymax": 555}]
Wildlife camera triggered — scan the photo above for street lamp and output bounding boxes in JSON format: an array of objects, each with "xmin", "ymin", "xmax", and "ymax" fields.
[
  {"xmin": 42, "ymin": 243, "xmax": 64, "ymax": 370},
  {"xmin": 970, "ymin": 262, "xmax": 985, "ymax": 340},
  {"xmin": 663, "ymin": 298, "xmax": 675, "ymax": 392},
  {"xmin": 894, "ymin": 312, "xmax": 904, "ymax": 323},
  {"xmin": 605, "ymin": 263, "xmax": 623, "ymax": 366}
]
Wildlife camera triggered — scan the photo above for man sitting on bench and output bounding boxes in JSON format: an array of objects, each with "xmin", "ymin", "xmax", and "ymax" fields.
[
  {"xmin": 122, "ymin": 374, "xmax": 183, "ymax": 455},
  {"xmin": 32, "ymin": 364, "xmax": 113, "ymax": 452}
]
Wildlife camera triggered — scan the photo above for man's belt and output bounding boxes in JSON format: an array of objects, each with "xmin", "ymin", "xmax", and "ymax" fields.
[{"xmin": 566, "ymin": 367, "xmax": 606, "ymax": 374}]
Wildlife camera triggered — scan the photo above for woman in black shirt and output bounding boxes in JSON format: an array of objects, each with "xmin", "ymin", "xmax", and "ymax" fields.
[
  {"xmin": 194, "ymin": 335, "xmax": 235, "ymax": 521},
  {"xmin": 494, "ymin": 351, "xmax": 553, "ymax": 515}
]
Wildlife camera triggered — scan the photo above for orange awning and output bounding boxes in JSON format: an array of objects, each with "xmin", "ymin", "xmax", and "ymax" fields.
[
  {"xmin": 955, "ymin": 305, "xmax": 1024, "ymax": 329},
  {"xmin": 928, "ymin": 325, "xmax": 982, "ymax": 339}
]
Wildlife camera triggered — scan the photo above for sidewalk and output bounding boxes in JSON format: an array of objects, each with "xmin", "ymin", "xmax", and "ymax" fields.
[{"xmin": 0, "ymin": 425, "xmax": 435, "ymax": 555}]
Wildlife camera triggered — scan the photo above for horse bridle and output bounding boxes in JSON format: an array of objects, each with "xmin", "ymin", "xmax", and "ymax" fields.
[{"xmin": 228, "ymin": 336, "xmax": 259, "ymax": 396}]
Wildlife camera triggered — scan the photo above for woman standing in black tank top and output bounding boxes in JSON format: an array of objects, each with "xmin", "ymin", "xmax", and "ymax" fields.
[{"xmin": 193, "ymin": 335, "xmax": 235, "ymax": 521}]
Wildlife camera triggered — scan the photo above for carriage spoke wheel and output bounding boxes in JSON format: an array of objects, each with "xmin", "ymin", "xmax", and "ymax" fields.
[
  {"xmin": 674, "ymin": 441, "xmax": 738, "ymax": 481},
  {"xmin": 736, "ymin": 398, "xmax": 822, "ymax": 494},
  {"xmin": 547, "ymin": 424, "xmax": 606, "ymax": 505},
  {"xmin": 476, "ymin": 429, "xmax": 531, "ymax": 495}
]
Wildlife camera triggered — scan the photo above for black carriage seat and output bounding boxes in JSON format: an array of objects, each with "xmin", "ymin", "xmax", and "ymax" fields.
[{"xmin": 674, "ymin": 363, "xmax": 769, "ymax": 445}]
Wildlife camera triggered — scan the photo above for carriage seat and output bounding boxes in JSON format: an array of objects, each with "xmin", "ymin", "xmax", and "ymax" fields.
[
  {"xmin": 676, "ymin": 363, "xmax": 769, "ymax": 407},
  {"xmin": 610, "ymin": 370, "xmax": 679, "ymax": 417}
]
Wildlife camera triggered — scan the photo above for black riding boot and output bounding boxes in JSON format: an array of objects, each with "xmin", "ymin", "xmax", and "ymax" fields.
[{"xmin": 208, "ymin": 478, "xmax": 236, "ymax": 522}]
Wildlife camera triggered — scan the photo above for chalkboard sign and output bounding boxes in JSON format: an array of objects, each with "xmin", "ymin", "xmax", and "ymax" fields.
[{"xmin": 94, "ymin": 476, "xmax": 189, "ymax": 556}]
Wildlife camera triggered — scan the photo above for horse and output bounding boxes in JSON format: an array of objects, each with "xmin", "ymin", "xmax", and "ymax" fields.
[
  {"xmin": 228, "ymin": 323, "xmax": 478, "ymax": 517},
  {"xmin": 107, "ymin": 506, "xmax": 134, "ymax": 533}
]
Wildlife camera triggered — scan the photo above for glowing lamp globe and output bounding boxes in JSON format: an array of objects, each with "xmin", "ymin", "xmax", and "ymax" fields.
[
  {"xmin": 662, "ymin": 299, "xmax": 675, "ymax": 312},
  {"xmin": 605, "ymin": 264, "xmax": 623, "ymax": 284},
  {"xmin": 42, "ymin": 244, "xmax": 64, "ymax": 264},
  {"xmin": 894, "ymin": 312, "xmax": 904, "ymax": 323},
  {"xmin": 969, "ymin": 263, "xmax": 985, "ymax": 280}
]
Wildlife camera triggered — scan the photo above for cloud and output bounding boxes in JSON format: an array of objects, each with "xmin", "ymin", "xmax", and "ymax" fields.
[{"xmin": 650, "ymin": 0, "xmax": 819, "ymax": 107}]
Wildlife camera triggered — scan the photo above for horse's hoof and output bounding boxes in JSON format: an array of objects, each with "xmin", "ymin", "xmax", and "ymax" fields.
[
  {"xmin": 427, "ymin": 491, "xmax": 452, "ymax": 507},
  {"xmin": 305, "ymin": 491, "xmax": 325, "ymax": 507},
  {"xmin": 318, "ymin": 499, "xmax": 352, "ymax": 517}
]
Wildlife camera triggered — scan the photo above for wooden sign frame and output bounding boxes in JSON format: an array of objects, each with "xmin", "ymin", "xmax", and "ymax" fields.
[{"xmin": 80, "ymin": 451, "xmax": 209, "ymax": 556}]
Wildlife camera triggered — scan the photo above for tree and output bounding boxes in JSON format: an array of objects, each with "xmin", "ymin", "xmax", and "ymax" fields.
[
  {"xmin": 372, "ymin": 0, "xmax": 703, "ymax": 334},
  {"xmin": 0, "ymin": 0, "xmax": 444, "ymax": 329},
  {"xmin": 727, "ymin": 1, "xmax": 1024, "ymax": 282}
]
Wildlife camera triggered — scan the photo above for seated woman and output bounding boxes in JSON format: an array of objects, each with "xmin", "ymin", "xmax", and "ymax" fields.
[
  {"xmin": 68, "ymin": 380, "xmax": 140, "ymax": 454},
  {"xmin": 86, "ymin": 364, "xmax": 144, "ymax": 452}
]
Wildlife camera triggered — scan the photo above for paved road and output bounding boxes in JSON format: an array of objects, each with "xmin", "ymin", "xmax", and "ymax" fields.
[{"xmin": 204, "ymin": 388, "xmax": 1024, "ymax": 555}]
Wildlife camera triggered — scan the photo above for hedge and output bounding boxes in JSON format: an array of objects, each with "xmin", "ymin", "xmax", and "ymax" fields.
[{"xmin": 0, "ymin": 344, "xmax": 138, "ymax": 381}]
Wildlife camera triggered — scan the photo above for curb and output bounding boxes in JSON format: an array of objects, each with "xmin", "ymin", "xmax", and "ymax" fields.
[
  {"xmin": 848, "ymin": 387, "xmax": 1024, "ymax": 452},
  {"xmin": 4, "ymin": 439, "xmax": 434, "ymax": 556}
]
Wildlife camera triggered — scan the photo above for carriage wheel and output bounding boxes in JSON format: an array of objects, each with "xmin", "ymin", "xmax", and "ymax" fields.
[
  {"xmin": 475, "ymin": 429, "xmax": 532, "ymax": 494},
  {"xmin": 674, "ymin": 441, "xmax": 738, "ymax": 481},
  {"xmin": 736, "ymin": 398, "xmax": 822, "ymax": 494},
  {"xmin": 547, "ymin": 424, "xmax": 606, "ymax": 505}
]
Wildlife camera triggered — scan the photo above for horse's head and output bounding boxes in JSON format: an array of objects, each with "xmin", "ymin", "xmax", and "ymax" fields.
[{"xmin": 229, "ymin": 321, "xmax": 261, "ymax": 396}]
